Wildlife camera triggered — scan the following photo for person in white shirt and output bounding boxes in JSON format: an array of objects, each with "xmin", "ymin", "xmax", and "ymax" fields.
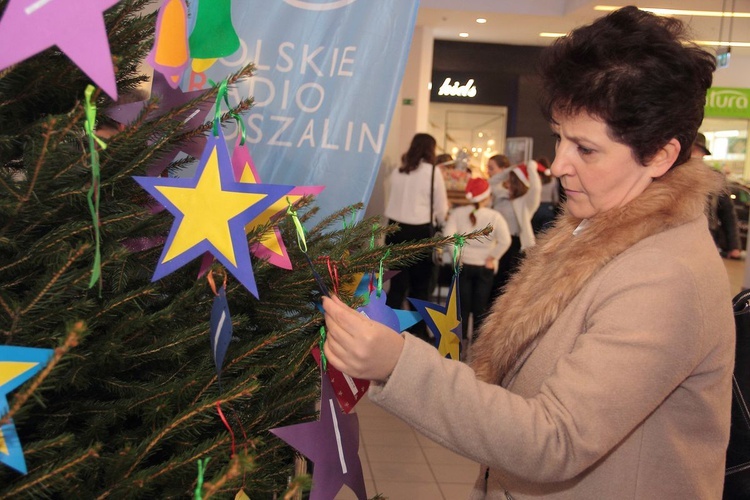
[
  {"xmin": 384, "ymin": 133, "xmax": 449, "ymax": 339},
  {"xmin": 488, "ymin": 156, "xmax": 541, "ymax": 299},
  {"xmin": 443, "ymin": 177, "xmax": 511, "ymax": 343}
]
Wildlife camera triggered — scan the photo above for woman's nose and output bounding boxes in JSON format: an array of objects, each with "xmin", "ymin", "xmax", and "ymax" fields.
[{"xmin": 550, "ymin": 147, "xmax": 572, "ymax": 178}]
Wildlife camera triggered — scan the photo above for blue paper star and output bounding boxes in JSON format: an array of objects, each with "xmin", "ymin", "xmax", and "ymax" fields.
[
  {"xmin": 271, "ymin": 373, "xmax": 366, "ymax": 500},
  {"xmin": 0, "ymin": 346, "xmax": 54, "ymax": 474},
  {"xmin": 0, "ymin": 0, "xmax": 120, "ymax": 99},
  {"xmin": 409, "ymin": 274, "xmax": 463, "ymax": 360},
  {"xmin": 351, "ymin": 272, "xmax": 421, "ymax": 332},
  {"xmin": 134, "ymin": 130, "xmax": 293, "ymax": 297}
]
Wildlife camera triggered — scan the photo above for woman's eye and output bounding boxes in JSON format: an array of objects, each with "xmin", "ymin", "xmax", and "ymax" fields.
[
  {"xmin": 551, "ymin": 133, "xmax": 561, "ymax": 143},
  {"xmin": 577, "ymin": 145, "xmax": 594, "ymax": 155}
]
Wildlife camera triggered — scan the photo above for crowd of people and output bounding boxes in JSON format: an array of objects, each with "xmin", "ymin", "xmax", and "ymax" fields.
[
  {"xmin": 324, "ymin": 6, "xmax": 737, "ymax": 499},
  {"xmin": 382, "ymin": 101, "xmax": 742, "ymax": 349}
]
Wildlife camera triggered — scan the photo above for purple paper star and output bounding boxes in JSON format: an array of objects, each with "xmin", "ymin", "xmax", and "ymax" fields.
[
  {"xmin": 106, "ymin": 72, "xmax": 213, "ymax": 176},
  {"xmin": 271, "ymin": 373, "xmax": 366, "ymax": 500},
  {"xmin": 0, "ymin": 0, "xmax": 120, "ymax": 99},
  {"xmin": 133, "ymin": 130, "xmax": 294, "ymax": 298},
  {"xmin": 106, "ymin": 72, "xmax": 212, "ymax": 128}
]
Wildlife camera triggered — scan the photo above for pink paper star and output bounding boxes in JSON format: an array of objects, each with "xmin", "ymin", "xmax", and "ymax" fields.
[{"xmin": 0, "ymin": 0, "xmax": 121, "ymax": 99}]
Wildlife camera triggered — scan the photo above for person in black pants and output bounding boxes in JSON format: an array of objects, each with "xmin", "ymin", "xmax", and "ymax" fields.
[{"xmin": 383, "ymin": 133, "xmax": 449, "ymax": 340}]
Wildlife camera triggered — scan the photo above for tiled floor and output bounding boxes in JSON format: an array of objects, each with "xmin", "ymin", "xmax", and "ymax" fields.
[
  {"xmin": 335, "ymin": 396, "xmax": 478, "ymax": 500},
  {"xmin": 333, "ymin": 257, "xmax": 747, "ymax": 500}
]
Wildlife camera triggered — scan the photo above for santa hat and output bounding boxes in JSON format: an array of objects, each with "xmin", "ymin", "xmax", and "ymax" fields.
[
  {"xmin": 465, "ymin": 177, "xmax": 491, "ymax": 203},
  {"xmin": 511, "ymin": 160, "xmax": 536, "ymax": 187}
]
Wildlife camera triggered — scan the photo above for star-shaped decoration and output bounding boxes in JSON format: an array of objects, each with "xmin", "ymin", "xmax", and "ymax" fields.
[
  {"xmin": 134, "ymin": 130, "xmax": 294, "ymax": 297},
  {"xmin": 106, "ymin": 72, "xmax": 212, "ymax": 129},
  {"xmin": 232, "ymin": 139, "xmax": 324, "ymax": 269},
  {"xmin": 0, "ymin": 346, "xmax": 54, "ymax": 474},
  {"xmin": 343, "ymin": 271, "xmax": 421, "ymax": 332},
  {"xmin": 271, "ymin": 373, "xmax": 366, "ymax": 500},
  {"xmin": 409, "ymin": 274, "xmax": 462, "ymax": 360},
  {"xmin": 105, "ymin": 72, "xmax": 213, "ymax": 176},
  {"xmin": 0, "ymin": 0, "xmax": 120, "ymax": 99}
]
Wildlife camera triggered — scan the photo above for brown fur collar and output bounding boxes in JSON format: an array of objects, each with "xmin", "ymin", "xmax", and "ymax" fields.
[{"xmin": 470, "ymin": 159, "xmax": 723, "ymax": 385}]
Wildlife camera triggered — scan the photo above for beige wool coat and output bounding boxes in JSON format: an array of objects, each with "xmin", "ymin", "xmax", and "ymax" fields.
[{"xmin": 370, "ymin": 159, "xmax": 735, "ymax": 499}]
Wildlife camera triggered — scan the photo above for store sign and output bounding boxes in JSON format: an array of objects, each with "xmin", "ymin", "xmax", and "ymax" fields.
[
  {"xmin": 705, "ymin": 87, "xmax": 750, "ymax": 119},
  {"xmin": 437, "ymin": 78, "xmax": 477, "ymax": 98}
]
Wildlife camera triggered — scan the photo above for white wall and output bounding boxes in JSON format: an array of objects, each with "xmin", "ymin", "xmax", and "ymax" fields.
[
  {"xmin": 712, "ymin": 53, "xmax": 750, "ymax": 88},
  {"xmin": 364, "ymin": 26, "xmax": 435, "ymax": 223}
]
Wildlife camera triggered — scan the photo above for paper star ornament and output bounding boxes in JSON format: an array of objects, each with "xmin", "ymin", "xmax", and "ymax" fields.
[
  {"xmin": 0, "ymin": 345, "xmax": 54, "ymax": 474},
  {"xmin": 0, "ymin": 0, "xmax": 120, "ymax": 99},
  {"xmin": 409, "ymin": 274, "xmax": 462, "ymax": 360},
  {"xmin": 232, "ymin": 139, "xmax": 324, "ymax": 269},
  {"xmin": 271, "ymin": 373, "xmax": 366, "ymax": 500},
  {"xmin": 105, "ymin": 72, "xmax": 213, "ymax": 177},
  {"xmin": 343, "ymin": 272, "xmax": 421, "ymax": 332},
  {"xmin": 134, "ymin": 130, "xmax": 294, "ymax": 297},
  {"xmin": 106, "ymin": 72, "xmax": 211, "ymax": 129}
]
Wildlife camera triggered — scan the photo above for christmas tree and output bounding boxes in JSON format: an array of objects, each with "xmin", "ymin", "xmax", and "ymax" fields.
[{"xmin": 0, "ymin": 0, "xmax": 452, "ymax": 497}]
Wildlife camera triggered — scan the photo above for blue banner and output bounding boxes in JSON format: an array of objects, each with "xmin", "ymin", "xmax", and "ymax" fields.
[{"xmin": 185, "ymin": 0, "xmax": 419, "ymax": 222}]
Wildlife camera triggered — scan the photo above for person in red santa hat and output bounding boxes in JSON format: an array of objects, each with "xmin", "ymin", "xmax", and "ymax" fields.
[
  {"xmin": 443, "ymin": 177, "xmax": 511, "ymax": 345},
  {"xmin": 487, "ymin": 155, "xmax": 542, "ymax": 300}
]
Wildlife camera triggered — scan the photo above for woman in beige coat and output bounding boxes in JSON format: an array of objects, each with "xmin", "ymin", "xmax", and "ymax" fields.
[{"xmin": 323, "ymin": 6, "xmax": 734, "ymax": 499}]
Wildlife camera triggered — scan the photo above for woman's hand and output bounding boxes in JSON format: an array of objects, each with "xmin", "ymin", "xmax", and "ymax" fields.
[{"xmin": 322, "ymin": 295, "xmax": 405, "ymax": 382}]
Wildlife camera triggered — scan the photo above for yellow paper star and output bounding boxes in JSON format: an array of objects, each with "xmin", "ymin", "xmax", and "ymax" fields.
[
  {"xmin": 409, "ymin": 277, "xmax": 462, "ymax": 360},
  {"xmin": 134, "ymin": 133, "xmax": 294, "ymax": 297},
  {"xmin": 157, "ymin": 147, "xmax": 266, "ymax": 266}
]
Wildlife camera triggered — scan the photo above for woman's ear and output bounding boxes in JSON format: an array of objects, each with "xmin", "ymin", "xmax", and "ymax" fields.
[{"xmin": 647, "ymin": 138, "xmax": 681, "ymax": 179}]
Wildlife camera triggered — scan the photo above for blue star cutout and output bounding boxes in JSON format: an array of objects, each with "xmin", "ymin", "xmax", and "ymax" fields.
[
  {"xmin": 134, "ymin": 130, "xmax": 294, "ymax": 297},
  {"xmin": 0, "ymin": 346, "xmax": 54, "ymax": 474}
]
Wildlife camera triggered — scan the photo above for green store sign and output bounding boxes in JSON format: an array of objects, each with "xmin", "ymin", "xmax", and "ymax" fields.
[{"xmin": 705, "ymin": 87, "xmax": 750, "ymax": 119}]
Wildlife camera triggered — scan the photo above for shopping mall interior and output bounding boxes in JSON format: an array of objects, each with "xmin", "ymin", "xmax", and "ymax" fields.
[{"xmin": 344, "ymin": 2, "xmax": 750, "ymax": 498}]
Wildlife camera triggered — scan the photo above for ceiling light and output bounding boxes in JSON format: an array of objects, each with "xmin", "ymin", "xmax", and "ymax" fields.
[
  {"xmin": 539, "ymin": 32, "xmax": 750, "ymax": 48},
  {"xmin": 476, "ymin": 18, "xmax": 487, "ymax": 24},
  {"xmin": 459, "ymin": 32, "xmax": 469, "ymax": 38},
  {"xmin": 694, "ymin": 40, "xmax": 750, "ymax": 48},
  {"xmin": 594, "ymin": 5, "xmax": 750, "ymax": 18}
]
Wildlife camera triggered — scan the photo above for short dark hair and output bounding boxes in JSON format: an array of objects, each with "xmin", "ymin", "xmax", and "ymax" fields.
[
  {"xmin": 400, "ymin": 133, "xmax": 437, "ymax": 174},
  {"xmin": 539, "ymin": 6, "xmax": 715, "ymax": 168},
  {"xmin": 488, "ymin": 154, "xmax": 510, "ymax": 170}
]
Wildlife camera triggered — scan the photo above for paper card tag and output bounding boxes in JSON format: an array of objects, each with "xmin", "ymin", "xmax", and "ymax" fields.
[
  {"xmin": 311, "ymin": 346, "xmax": 369, "ymax": 414},
  {"xmin": 209, "ymin": 285, "xmax": 232, "ymax": 380}
]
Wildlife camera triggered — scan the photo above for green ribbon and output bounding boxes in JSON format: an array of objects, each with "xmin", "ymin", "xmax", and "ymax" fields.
[
  {"xmin": 83, "ymin": 85, "xmax": 106, "ymax": 295},
  {"xmin": 377, "ymin": 248, "xmax": 390, "ymax": 297},
  {"xmin": 342, "ymin": 207, "xmax": 357, "ymax": 230},
  {"xmin": 286, "ymin": 198, "xmax": 307, "ymax": 253},
  {"xmin": 452, "ymin": 235, "xmax": 466, "ymax": 274},
  {"xmin": 211, "ymin": 78, "xmax": 246, "ymax": 145},
  {"xmin": 319, "ymin": 326, "xmax": 327, "ymax": 371},
  {"xmin": 287, "ymin": 198, "xmax": 329, "ymax": 297},
  {"xmin": 193, "ymin": 457, "xmax": 210, "ymax": 500}
]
